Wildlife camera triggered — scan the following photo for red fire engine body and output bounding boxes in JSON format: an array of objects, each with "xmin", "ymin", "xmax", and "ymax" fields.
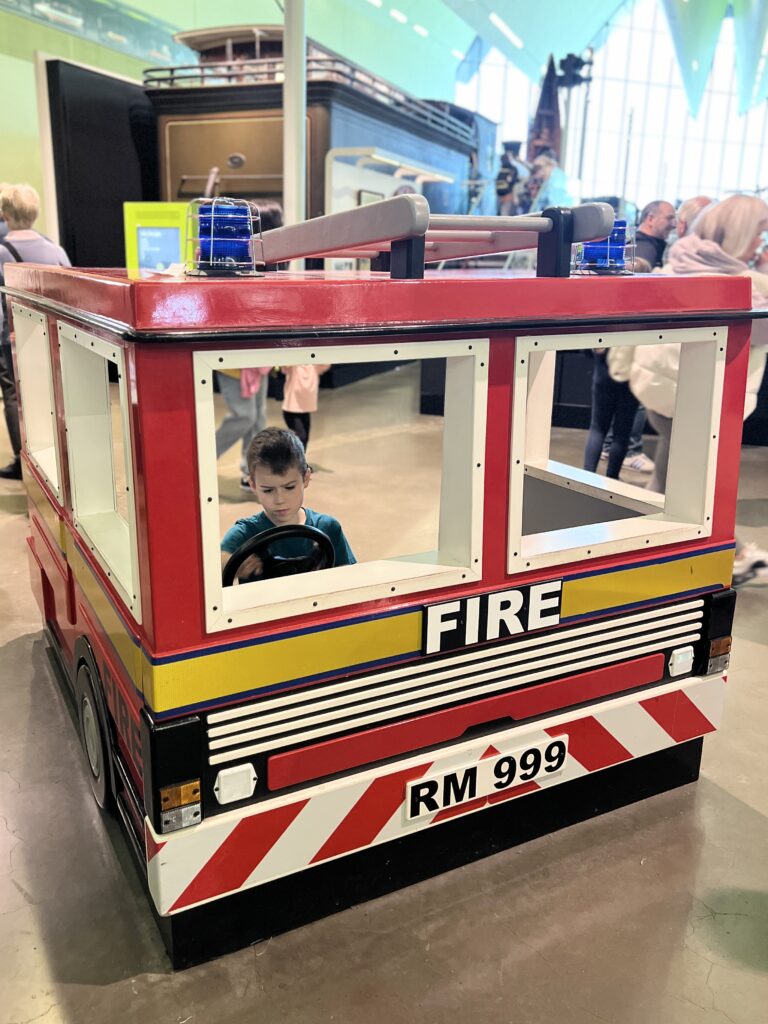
[{"xmin": 3, "ymin": 200, "xmax": 751, "ymax": 966}]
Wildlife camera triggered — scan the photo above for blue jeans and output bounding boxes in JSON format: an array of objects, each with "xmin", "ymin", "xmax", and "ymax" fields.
[
  {"xmin": 215, "ymin": 371, "xmax": 267, "ymax": 473},
  {"xmin": 603, "ymin": 405, "xmax": 646, "ymax": 457},
  {"xmin": 583, "ymin": 355, "xmax": 639, "ymax": 479}
]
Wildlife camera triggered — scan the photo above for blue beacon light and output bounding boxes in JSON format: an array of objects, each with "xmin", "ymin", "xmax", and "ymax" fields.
[
  {"xmin": 578, "ymin": 218, "xmax": 628, "ymax": 273},
  {"xmin": 194, "ymin": 198, "xmax": 255, "ymax": 275}
]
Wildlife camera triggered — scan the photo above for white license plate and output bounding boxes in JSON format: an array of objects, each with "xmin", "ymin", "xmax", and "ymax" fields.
[{"xmin": 405, "ymin": 736, "xmax": 569, "ymax": 821}]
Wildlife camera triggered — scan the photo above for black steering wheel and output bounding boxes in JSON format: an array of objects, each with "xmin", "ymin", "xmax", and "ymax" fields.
[{"xmin": 222, "ymin": 524, "xmax": 335, "ymax": 586}]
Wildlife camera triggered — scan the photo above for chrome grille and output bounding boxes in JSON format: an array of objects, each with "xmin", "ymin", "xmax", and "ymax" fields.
[{"xmin": 206, "ymin": 599, "xmax": 704, "ymax": 766}]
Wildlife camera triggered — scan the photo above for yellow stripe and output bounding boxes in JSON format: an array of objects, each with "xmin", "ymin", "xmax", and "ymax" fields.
[
  {"xmin": 561, "ymin": 549, "xmax": 733, "ymax": 619},
  {"xmin": 66, "ymin": 536, "xmax": 144, "ymax": 690},
  {"xmin": 64, "ymin": 544, "xmax": 733, "ymax": 716},
  {"xmin": 143, "ymin": 613, "xmax": 423, "ymax": 713}
]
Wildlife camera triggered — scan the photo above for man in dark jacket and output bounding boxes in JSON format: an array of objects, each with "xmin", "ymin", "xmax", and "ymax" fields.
[{"xmin": 634, "ymin": 200, "xmax": 676, "ymax": 267}]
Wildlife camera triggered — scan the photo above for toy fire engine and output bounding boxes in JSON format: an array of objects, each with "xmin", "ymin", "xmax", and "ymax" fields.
[{"xmin": 2, "ymin": 197, "xmax": 749, "ymax": 967}]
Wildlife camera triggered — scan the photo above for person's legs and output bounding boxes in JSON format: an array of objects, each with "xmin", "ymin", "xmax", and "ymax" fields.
[
  {"xmin": 606, "ymin": 385, "xmax": 639, "ymax": 478},
  {"xmin": 583, "ymin": 357, "xmax": 617, "ymax": 473},
  {"xmin": 0, "ymin": 342, "xmax": 21, "ymax": 476},
  {"xmin": 215, "ymin": 372, "xmax": 254, "ymax": 464},
  {"xmin": 626, "ymin": 405, "xmax": 646, "ymax": 456},
  {"xmin": 283, "ymin": 411, "xmax": 310, "ymax": 450},
  {"xmin": 601, "ymin": 424, "xmax": 613, "ymax": 458},
  {"xmin": 733, "ymin": 539, "xmax": 768, "ymax": 585},
  {"xmin": 603, "ymin": 406, "xmax": 648, "ymax": 458},
  {"xmin": 645, "ymin": 410, "xmax": 672, "ymax": 492},
  {"xmin": 239, "ymin": 378, "xmax": 268, "ymax": 474}
]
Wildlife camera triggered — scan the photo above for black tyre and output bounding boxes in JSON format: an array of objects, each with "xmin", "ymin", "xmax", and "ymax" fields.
[{"xmin": 75, "ymin": 662, "xmax": 111, "ymax": 809}]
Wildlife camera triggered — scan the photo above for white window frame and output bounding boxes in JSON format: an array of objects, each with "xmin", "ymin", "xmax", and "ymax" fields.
[
  {"xmin": 12, "ymin": 304, "xmax": 62, "ymax": 499},
  {"xmin": 58, "ymin": 322, "xmax": 142, "ymax": 621},
  {"xmin": 195, "ymin": 339, "xmax": 488, "ymax": 632},
  {"xmin": 508, "ymin": 326, "xmax": 726, "ymax": 573}
]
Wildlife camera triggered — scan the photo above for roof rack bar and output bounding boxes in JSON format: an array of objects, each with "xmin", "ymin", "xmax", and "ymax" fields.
[
  {"xmin": 251, "ymin": 197, "xmax": 615, "ymax": 278},
  {"xmin": 428, "ymin": 214, "xmax": 552, "ymax": 233},
  {"xmin": 255, "ymin": 194, "xmax": 430, "ymax": 264}
]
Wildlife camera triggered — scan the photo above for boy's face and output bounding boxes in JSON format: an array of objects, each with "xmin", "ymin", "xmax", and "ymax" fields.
[{"xmin": 249, "ymin": 464, "xmax": 310, "ymax": 526}]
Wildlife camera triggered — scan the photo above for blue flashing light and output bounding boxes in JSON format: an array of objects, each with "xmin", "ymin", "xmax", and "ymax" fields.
[
  {"xmin": 197, "ymin": 200, "xmax": 252, "ymax": 271},
  {"xmin": 578, "ymin": 219, "xmax": 628, "ymax": 272}
]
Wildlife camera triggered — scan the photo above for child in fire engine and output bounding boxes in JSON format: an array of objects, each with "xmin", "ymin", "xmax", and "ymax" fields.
[{"xmin": 221, "ymin": 427, "xmax": 356, "ymax": 581}]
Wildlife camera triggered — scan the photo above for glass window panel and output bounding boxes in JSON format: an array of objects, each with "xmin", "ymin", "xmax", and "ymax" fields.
[
  {"xmin": 739, "ymin": 146, "xmax": 762, "ymax": 192},
  {"xmin": 721, "ymin": 140, "xmax": 747, "ymax": 191},
  {"xmin": 710, "ymin": 20, "xmax": 735, "ymax": 90},
  {"xmin": 453, "ymin": 0, "xmax": 762, "ymax": 207},
  {"xmin": 478, "ymin": 56, "xmax": 506, "ymax": 125},
  {"xmin": 604, "ymin": 26, "xmax": 632, "ymax": 79}
]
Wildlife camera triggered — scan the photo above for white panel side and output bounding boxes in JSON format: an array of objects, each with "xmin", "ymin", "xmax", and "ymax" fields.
[
  {"xmin": 665, "ymin": 338, "xmax": 724, "ymax": 526},
  {"xmin": 57, "ymin": 323, "xmax": 141, "ymax": 621},
  {"xmin": 12, "ymin": 304, "xmax": 61, "ymax": 499},
  {"xmin": 438, "ymin": 346, "xmax": 488, "ymax": 569},
  {"xmin": 525, "ymin": 349, "xmax": 555, "ymax": 465}
]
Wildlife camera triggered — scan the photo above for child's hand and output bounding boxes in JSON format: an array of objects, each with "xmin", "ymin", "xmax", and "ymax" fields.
[{"xmin": 236, "ymin": 554, "xmax": 264, "ymax": 581}]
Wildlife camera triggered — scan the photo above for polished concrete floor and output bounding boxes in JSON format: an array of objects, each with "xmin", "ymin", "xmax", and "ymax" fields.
[{"xmin": 1, "ymin": 369, "xmax": 767, "ymax": 1024}]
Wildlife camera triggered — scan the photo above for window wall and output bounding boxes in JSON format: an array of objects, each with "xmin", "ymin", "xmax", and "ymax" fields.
[{"xmin": 456, "ymin": 0, "xmax": 768, "ymax": 211}]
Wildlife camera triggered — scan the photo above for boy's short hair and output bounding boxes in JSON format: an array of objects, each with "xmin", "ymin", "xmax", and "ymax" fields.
[{"xmin": 246, "ymin": 427, "xmax": 308, "ymax": 478}]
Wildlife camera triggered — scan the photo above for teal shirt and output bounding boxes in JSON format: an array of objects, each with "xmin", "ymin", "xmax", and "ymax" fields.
[{"xmin": 221, "ymin": 508, "xmax": 356, "ymax": 567}]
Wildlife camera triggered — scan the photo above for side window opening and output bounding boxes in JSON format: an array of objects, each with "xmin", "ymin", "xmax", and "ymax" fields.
[
  {"xmin": 58, "ymin": 322, "xmax": 141, "ymax": 620},
  {"xmin": 196, "ymin": 341, "xmax": 488, "ymax": 632},
  {"xmin": 12, "ymin": 304, "xmax": 61, "ymax": 498},
  {"xmin": 509, "ymin": 328, "xmax": 726, "ymax": 572}
]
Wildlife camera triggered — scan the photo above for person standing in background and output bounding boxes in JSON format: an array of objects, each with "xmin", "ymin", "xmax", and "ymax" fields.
[
  {"xmin": 675, "ymin": 196, "xmax": 713, "ymax": 239},
  {"xmin": 634, "ymin": 200, "xmax": 676, "ymax": 267},
  {"xmin": 528, "ymin": 154, "xmax": 574, "ymax": 213},
  {"xmin": 0, "ymin": 184, "xmax": 70, "ymax": 481},
  {"xmin": 620, "ymin": 194, "xmax": 768, "ymax": 584},
  {"xmin": 0, "ymin": 183, "xmax": 8, "ymax": 242},
  {"xmin": 215, "ymin": 366, "xmax": 271, "ymax": 490},
  {"xmin": 282, "ymin": 363, "xmax": 330, "ymax": 456},
  {"xmin": 583, "ymin": 348, "xmax": 639, "ymax": 479}
]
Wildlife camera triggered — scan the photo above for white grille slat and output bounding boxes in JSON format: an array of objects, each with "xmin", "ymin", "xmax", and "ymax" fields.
[
  {"xmin": 207, "ymin": 599, "xmax": 704, "ymax": 726},
  {"xmin": 207, "ymin": 629, "xmax": 702, "ymax": 765},
  {"xmin": 207, "ymin": 611, "xmax": 703, "ymax": 739}
]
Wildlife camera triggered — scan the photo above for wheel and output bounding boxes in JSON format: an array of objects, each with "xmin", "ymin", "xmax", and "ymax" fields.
[
  {"xmin": 75, "ymin": 662, "xmax": 112, "ymax": 809},
  {"xmin": 222, "ymin": 524, "xmax": 335, "ymax": 586}
]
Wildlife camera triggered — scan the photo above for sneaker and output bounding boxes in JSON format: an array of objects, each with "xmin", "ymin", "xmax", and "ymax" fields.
[
  {"xmin": 732, "ymin": 542, "xmax": 768, "ymax": 586},
  {"xmin": 622, "ymin": 452, "xmax": 655, "ymax": 473},
  {"xmin": 0, "ymin": 457, "xmax": 22, "ymax": 480}
]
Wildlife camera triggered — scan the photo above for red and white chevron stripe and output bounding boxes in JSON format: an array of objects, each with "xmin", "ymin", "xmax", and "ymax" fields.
[{"xmin": 146, "ymin": 673, "xmax": 724, "ymax": 916}]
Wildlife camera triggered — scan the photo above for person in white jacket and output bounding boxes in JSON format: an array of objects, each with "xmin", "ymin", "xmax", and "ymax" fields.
[{"xmin": 612, "ymin": 194, "xmax": 768, "ymax": 582}]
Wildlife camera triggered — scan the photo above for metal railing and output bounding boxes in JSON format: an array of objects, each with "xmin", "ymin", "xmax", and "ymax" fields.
[
  {"xmin": 251, "ymin": 195, "xmax": 612, "ymax": 262},
  {"xmin": 144, "ymin": 56, "xmax": 475, "ymax": 147}
]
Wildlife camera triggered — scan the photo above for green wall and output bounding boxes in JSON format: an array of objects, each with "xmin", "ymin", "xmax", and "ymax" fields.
[
  {"xmin": 0, "ymin": 10, "xmax": 147, "ymax": 235},
  {"xmin": 0, "ymin": 1, "xmax": 471, "ymax": 237}
]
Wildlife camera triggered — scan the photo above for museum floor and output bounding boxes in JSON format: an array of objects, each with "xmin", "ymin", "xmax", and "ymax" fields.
[{"xmin": 1, "ymin": 368, "xmax": 767, "ymax": 1024}]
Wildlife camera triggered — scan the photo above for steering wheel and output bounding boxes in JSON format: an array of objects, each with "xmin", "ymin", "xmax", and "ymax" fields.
[{"xmin": 222, "ymin": 524, "xmax": 335, "ymax": 586}]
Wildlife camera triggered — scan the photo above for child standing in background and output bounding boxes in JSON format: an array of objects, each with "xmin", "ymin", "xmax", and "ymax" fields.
[{"xmin": 282, "ymin": 363, "xmax": 330, "ymax": 453}]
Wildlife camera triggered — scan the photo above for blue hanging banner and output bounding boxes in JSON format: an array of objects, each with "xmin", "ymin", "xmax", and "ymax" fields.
[
  {"xmin": 733, "ymin": 0, "xmax": 768, "ymax": 112},
  {"xmin": 661, "ymin": 0, "xmax": 729, "ymax": 117}
]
